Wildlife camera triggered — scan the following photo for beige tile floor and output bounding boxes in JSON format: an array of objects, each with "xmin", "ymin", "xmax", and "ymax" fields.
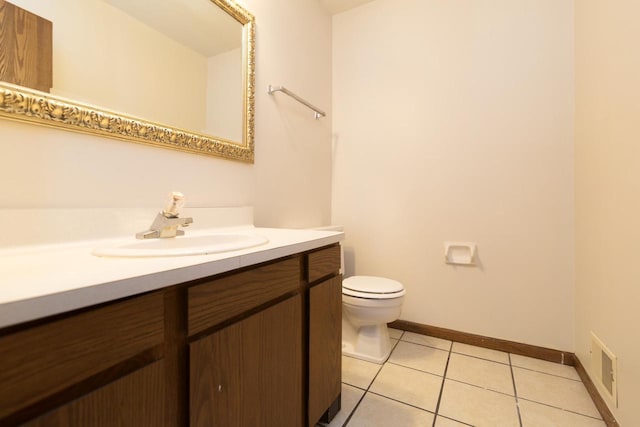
[{"xmin": 320, "ymin": 329, "xmax": 606, "ymax": 427}]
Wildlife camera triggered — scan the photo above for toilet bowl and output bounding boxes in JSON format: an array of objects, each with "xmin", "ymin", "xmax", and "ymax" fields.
[{"xmin": 342, "ymin": 275, "xmax": 405, "ymax": 364}]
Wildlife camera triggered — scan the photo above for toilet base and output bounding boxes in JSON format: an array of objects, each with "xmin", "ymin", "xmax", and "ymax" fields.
[{"xmin": 342, "ymin": 318, "xmax": 393, "ymax": 364}]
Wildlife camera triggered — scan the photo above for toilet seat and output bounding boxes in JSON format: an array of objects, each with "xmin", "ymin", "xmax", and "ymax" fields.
[{"xmin": 342, "ymin": 276, "xmax": 406, "ymax": 299}]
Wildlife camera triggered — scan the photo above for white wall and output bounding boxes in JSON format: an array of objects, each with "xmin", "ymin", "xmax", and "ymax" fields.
[
  {"xmin": 0, "ymin": 0, "xmax": 332, "ymax": 230},
  {"xmin": 332, "ymin": 0, "xmax": 575, "ymax": 350},
  {"xmin": 206, "ymin": 48, "xmax": 242, "ymax": 141},
  {"xmin": 575, "ymin": 1, "xmax": 640, "ymax": 425},
  {"xmin": 249, "ymin": 0, "xmax": 333, "ymax": 227}
]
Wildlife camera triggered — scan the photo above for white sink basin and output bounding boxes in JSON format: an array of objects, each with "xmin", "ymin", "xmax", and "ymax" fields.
[{"xmin": 92, "ymin": 233, "xmax": 269, "ymax": 258}]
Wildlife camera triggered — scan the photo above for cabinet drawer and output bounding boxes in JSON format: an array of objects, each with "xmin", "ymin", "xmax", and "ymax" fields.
[
  {"xmin": 0, "ymin": 291, "xmax": 164, "ymax": 420},
  {"xmin": 188, "ymin": 257, "xmax": 301, "ymax": 336},
  {"xmin": 307, "ymin": 244, "xmax": 341, "ymax": 283}
]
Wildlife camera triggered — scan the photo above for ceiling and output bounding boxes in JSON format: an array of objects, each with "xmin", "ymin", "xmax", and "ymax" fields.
[
  {"xmin": 321, "ymin": 0, "xmax": 376, "ymax": 15},
  {"xmin": 103, "ymin": 0, "xmax": 376, "ymax": 57},
  {"xmin": 104, "ymin": 0, "xmax": 242, "ymax": 57}
]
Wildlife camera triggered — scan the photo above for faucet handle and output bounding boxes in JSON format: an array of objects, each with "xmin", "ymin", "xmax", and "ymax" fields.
[{"xmin": 163, "ymin": 191, "xmax": 185, "ymax": 217}]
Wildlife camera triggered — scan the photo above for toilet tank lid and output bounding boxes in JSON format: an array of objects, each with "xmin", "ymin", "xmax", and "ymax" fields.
[{"xmin": 343, "ymin": 276, "xmax": 404, "ymax": 294}]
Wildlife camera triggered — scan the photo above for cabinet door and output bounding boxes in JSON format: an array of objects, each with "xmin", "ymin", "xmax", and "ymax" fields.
[
  {"xmin": 308, "ymin": 275, "xmax": 342, "ymax": 426},
  {"xmin": 0, "ymin": 292, "xmax": 164, "ymax": 422},
  {"xmin": 190, "ymin": 295, "xmax": 302, "ymax": 427},
  {"xmin": 22, "ymin": 361, "xmax": 165, "ymax": 427}
]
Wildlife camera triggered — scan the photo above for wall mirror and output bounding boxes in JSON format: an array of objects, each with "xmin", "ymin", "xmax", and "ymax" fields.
[{"xmin": 0, "ymin": 0, "xmax": 255, "ymax": 162}]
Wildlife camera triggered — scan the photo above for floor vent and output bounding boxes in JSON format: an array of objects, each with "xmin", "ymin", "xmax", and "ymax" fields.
[{"xmin": 590, "ymin": 332, "xmax": 618, "ymax": 407}]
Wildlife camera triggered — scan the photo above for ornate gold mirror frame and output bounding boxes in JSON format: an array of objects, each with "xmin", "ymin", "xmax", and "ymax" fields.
[{"xmin": 0, "ymin": 0, "xmax": 255, "ymax": 162}]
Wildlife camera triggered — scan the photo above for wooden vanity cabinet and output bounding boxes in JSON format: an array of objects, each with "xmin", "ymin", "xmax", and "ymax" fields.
[
  {"xmin": 0, "ymin": 244, "xmax": 342, "ymax": 427},
  {"xmin": 21, "ymin": 361, "xmax": 166, "ymax": 427},
  {"xmin": 0, "ymin": 291, "xmax": 166, "ymax": 426},
  {"xmin": 307, "ymin": 245, "xmax": 343, "ymax": 426},
  {"xmin": 190, "ymin": 296, "xmax": 302, "ymax": 426},
  {"xmin": 187, "ymin": 257, "xmax": 303, "ymax": 427}
]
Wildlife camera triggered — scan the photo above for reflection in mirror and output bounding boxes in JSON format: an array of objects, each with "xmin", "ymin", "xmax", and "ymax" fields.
[{"xmin": 0, "ymin": 0, "xmax": 255, "ymax": 161}]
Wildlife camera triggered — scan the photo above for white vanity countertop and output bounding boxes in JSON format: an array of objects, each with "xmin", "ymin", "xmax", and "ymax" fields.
[{"xmin": 0, "ymin": 226, "xmax": 343, "ymax": 329}]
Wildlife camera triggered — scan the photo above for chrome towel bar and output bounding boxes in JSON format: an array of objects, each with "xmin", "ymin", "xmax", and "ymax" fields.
[{"xmin": 268, "ymin": 85, "xmax": 326, "ymax": 119}]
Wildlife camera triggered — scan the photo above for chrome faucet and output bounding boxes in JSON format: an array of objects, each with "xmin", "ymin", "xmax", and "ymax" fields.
[{"xmin": 136, "ymin": 192, "xmax": 193, "ymax": 239}]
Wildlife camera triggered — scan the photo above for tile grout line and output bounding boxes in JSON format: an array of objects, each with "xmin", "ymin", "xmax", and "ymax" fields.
[
  {"xmin": 440, "ymin": 376, "xmax": 520, "ymax": 399},
  {"xmin": 510, "ymin": 363, "xmax": 602, "ymax": 420},
  {"xmin": 508, "ymin": 353, "xmax": 524, "ymax": 427},
  {"xmin": 450, "ymin": 351, "xmax": 510, "ymax": 366},
  {"xmin": 516, "ymin": 396, "xmax": 605, "ymax": 421},
  {"xmin": 404, "ymin": 336, "xmax": 526, "ymax": 368},
  {"xmin": 385, "ymin": 361, "xmax": 447, "ymax": 378},
  {"xmin": 365, "ymin": 390, "xmax": 438, "ymax": 416},
  {"xmin": 340, "ymin": 387, "xmax": 366, "ymax": 427},
  {"xmin": 384, "ymin": 355, "xmax": 518, "ymax": 398},
  {"xmin": 431, "ymin": 340, "xmax": 453, "ymax": 427},
  {"xmin": 511, "ymin": 364, "xmax": 583, "ymax": 382},
  {"xmin": 342, "ymin": 331, "xmax": 405, "ymax": 426},
  {"xmin": 400, "ymin": 336, "xmax": 458, "ymax": 352}
]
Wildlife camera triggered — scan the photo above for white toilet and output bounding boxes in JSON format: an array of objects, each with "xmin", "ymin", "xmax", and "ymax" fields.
[{"xmin": 342, "ymin": 275, "xmax": 406, "ymax": 364}]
